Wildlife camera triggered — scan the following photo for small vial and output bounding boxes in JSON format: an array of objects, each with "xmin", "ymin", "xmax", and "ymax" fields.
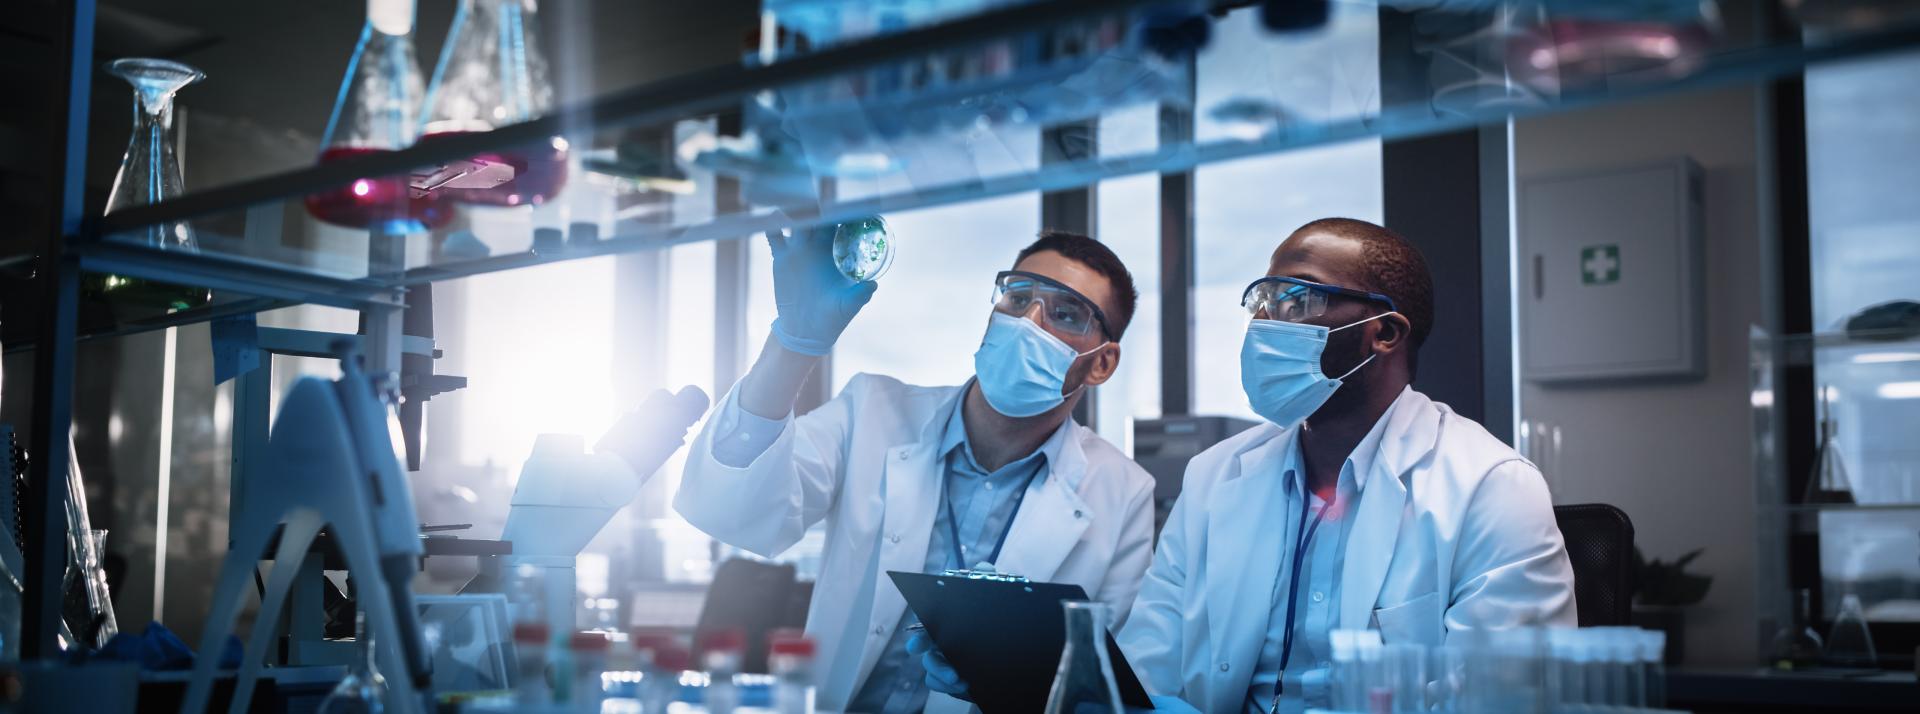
[
  {"xmin": 699, "ymin": 628, "xmax": 748, "ymax": 714},
  {"xmin": 768, "ymin": 629, "xmax": 817, "ymax": 714},
  {"xmin": 570, "ymin": 630, "xmax": 611, "ymax": 712},
  {"xmin": 513, "ymin": 622, "xmax": 553, "ymax": 706}
]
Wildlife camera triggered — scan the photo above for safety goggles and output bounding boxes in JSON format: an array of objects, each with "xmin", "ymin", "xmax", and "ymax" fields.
[
  {"xmin": 1240, "ymin": 276, "xmax": 1397, "ymax": 322},
  {"xmin": 992, "ymin": 270, "xmax": 1117, "ymax": 341}
]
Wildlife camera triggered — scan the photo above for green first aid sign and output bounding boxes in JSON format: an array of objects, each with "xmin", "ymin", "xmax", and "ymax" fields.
[{"xmin": 1580, "ymin": 244, "xmax": 1620, "ymax": 285}]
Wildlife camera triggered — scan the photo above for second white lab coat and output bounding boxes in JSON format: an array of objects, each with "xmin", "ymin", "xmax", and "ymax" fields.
[
  {"xmin": 676, "ymin": 373, "xmax": 1158, "ymax": 712},
  {"xmin": 1118, "ymin": 388, "xmax": 1577, "ymax": 713}
]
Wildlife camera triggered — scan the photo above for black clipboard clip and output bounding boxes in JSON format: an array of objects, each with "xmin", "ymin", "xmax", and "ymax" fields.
[{"xmin": 939, "ymin": 568, "xmax": 1030, "ymax": 583}]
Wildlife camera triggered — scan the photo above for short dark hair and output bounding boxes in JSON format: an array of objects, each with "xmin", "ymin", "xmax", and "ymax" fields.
[
  {"xmin": 1292, "ymin": 217, "xmax": 1435, "ymax": 355},
  {"xmin": 1014, "ymin": 229, "xmax": 1139, "ymax": 340}
]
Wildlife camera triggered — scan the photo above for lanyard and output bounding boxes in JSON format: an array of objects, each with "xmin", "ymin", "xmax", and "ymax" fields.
[
  {"xmin": 942, "ymin": 461, "xmax": 1039, "ymax": 570},
  {"xmin": 1269, "ymin": 485, "xmax": 1333, "ymax": 714}
]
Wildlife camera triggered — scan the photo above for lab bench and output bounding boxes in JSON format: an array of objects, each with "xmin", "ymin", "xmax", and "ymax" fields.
[{"xmin": 1667, "ymin": 667, "xmax": 1920, "ymax": 713}]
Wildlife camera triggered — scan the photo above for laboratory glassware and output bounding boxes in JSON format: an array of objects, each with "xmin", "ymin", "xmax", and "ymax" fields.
[
  {"xmin": 769, "ymin": 630, "xmax": 817, "ymax": 714},
  {"xmin": 421, "ymin": 0, "xmax": 569, "ymax": 207},
  {"xmin": 59, "ymin": 443, "xmax": 117, "ymax": 649},
  {"xmin": 1767, "ymin": 588, "xmax": 1824, "ymax": 669},
  {"xmin": 1804, "ymin": 385, "xmax": 1855, "ymax": 503},
  {"xmin": 94, "ymin": 58, "xmax": 213, "ymax": 312},
  {"xmin": 319, "ymin": 610, "xmax": 390, "ymax": 714},
  {"xmin": 1044, "ymin": 600, "xmax": 1125, "ymax": 714},
  {"xmin": 306, "ymin": 0, "xmax": 453, "ymax": 232},
  {"xmin": 569, "ymin": 630, "xmax": 610, "ymax": 710},
  {"xmin": 511, "ymin": 622, "xmax": 552, "ymax": 705},
  {"xmin": 104, "ymin": 58, "xmax": 202, "ymax": 250},
  {"xmin": 833, "ymin": 216, "xmax": 895, "ymax": 281},
  {"xmin": 699, "ymin": 628, "xmax": 746, "ymax": 714},
  {"xmin": 1824, "ymin": 593, "xmax": 1879, "ymax": 668}
]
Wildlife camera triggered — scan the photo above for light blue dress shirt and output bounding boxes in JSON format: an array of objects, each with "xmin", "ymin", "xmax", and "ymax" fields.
[
  {"xmin": 1243, "ymin": 405, "xmax": 1395, "ymax": 714},
  {"xmin": 708, "ymin": 383, "xmax": 1071, "ymax": 714}
]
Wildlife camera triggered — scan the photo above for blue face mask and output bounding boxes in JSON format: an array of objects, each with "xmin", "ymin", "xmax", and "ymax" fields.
[
  {"xmin": 974, "ymin": 312, "xmax": 1106, "ymax": 418},
  {"xmin": 1240, "ymin": 312, "xmax": 1395, "ymax": 429}
]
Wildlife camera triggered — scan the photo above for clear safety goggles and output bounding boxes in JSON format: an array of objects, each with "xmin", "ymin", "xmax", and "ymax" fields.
[
  {"xmin": 1241, "ymin": 276, "xmax": 1398, "ymax": 322},
  {"xmin": 991, "ymin": 270, "xmax": 1117, "ymax": 341}
]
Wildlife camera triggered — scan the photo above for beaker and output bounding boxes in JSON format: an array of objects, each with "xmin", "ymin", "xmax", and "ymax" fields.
[
  {"xmin": 421, "ymin": 0, "xmax": 569, "ymax": 207},
  {"xmin": 318, "ymin": 610, "xmax": 390, "ymax": 714},
  {"xmin": 306, "ymin": 0, "xmax": 453, "ymax": 232}
]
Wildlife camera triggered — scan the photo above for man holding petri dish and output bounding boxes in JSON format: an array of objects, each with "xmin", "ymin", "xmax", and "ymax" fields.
[{"xmin": 675, "ymin": 221, "xmax": 1158, "ymax": 713}]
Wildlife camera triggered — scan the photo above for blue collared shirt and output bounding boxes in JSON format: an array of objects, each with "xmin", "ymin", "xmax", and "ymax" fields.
[
  {"xmin": 848, "ymin": 384, "xmax": 1072, "ymax": 714},
  {"xmin": 1243, "ymin": 392, "xmax": 1399, "ymax": 714}
]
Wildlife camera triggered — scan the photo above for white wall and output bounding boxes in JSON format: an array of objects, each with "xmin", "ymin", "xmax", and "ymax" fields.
[{"xmin": 1514, "ymin": 86, "xmax": 1775, "ymax": 667}]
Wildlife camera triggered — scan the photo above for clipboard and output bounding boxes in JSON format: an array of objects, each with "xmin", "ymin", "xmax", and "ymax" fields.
[{"xmin": 889, "ymin": 570, "xmax": 1154, "ymax": 713}]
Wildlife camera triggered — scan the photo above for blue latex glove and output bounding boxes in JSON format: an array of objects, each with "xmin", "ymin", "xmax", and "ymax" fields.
[
  {"xmin": 768, "ymin": 223, "xmax": 879, "ymax": 356},
  {"xmin": 906, "ymin": 630, "xmax": 971, "ymax": 701}
]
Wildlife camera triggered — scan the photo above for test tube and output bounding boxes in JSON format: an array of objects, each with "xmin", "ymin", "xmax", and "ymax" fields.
[
  {"xmin": 1382, "ymin": 643, "xmax": 1427, "ymax": 713},
  {"xmin": 1642, "ymin": 629, "xmax": 1669, "ymax": 708}
]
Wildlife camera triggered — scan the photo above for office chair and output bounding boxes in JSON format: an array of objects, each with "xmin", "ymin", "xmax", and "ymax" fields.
[{"xmin": 1553, "ymin": 503, "xmax": 1636, "ymax": 627}]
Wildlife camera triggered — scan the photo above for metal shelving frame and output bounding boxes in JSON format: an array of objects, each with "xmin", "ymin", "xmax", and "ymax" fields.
[{"xmin": 22, "ymin": 0, "xmax": 1920, "ymax": 660}]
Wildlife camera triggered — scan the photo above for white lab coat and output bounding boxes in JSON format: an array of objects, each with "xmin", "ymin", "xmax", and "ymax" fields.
[
  {"xmin": 676, "ymin": 373, "xmax": 1158, "ymax": 712},
  {"xmin": 1119, "ymin": 388, "xmax": 1576, "ymax": 713}
]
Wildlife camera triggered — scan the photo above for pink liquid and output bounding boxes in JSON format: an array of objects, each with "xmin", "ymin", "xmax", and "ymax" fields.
[
  {"xmin": 420, "ymin": 131, "xmax": 569, "ymax": 207},
  {"xmin": 304, "ymin": 146, "xmax": 457, "ymax": 231}
]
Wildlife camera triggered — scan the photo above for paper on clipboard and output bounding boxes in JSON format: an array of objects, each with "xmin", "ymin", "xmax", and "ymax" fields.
[{"xmin": 888, "ymin": 570, "xmax": 1153, "ymax": 713}]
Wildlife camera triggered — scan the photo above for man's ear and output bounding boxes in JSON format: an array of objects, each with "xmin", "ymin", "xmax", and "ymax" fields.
[
  {"xmin": 1373, "ymin": 312, "xmax": 1413, "ymax": 356},
  {"xmin": 1081, "ymin": 343, "xmax": 1122, "ymax": 388}
]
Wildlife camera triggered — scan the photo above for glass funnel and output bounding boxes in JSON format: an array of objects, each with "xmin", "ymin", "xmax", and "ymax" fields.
[
  {"xmin": 306, "ymin": 0, "xmax": 452, "ymax": 233},
  {"xmin": 420, "ymin": 0, "xmax": 569, "ymax": 207}
]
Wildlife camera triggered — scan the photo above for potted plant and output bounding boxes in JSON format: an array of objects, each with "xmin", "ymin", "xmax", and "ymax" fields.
[{"xmin": 1632, "ymin": 546, "xmax": 1713, "ymax": 666}]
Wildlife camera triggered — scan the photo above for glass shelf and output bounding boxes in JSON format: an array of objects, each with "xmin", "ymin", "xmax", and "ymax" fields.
[{"xmin": 77, "ymin": 0, "xmax": 1920, "ymax": 308}]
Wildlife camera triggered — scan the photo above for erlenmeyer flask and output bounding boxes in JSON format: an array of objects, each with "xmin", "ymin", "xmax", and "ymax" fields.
[
  {"xmin": 92, "ymin": 58, "xmax": 212, "ymax": 312},
  {"xmin": 319, "ymin": 610, "xmax": 389, "ymax": 714},
  {"xmin": 1804, "ymin": 385, "xmax": 1855, "ymax": 504},
  {"xmin": 105, "ymin": 58, "xmax": 200, "ymax": 248},
  {"xmin": 421, "ymin": 0, "xmax": 569, "ymax": 207},
  {"xmin": 1823, "ymin": 593, "xmax": 1878, "ymax": 669},
  {"xmin": 1044, "ymin": 601, "xmax": 1124, "ymax": 714},
  {"xmin": 305, "ymin": 0, "xmax": 452, "ymax": 232}
]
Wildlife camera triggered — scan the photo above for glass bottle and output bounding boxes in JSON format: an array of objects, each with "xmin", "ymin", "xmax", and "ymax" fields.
[
  {"xmin": 1044, "ymin": 601, "xmax": 1124, "ymax": 714},
  {"xmin": 768, "ymin": 629, "xmax": 816, "ymax": 714},
  {"xmin": 59, "ymin": 444, "xmax": 116, "ymax": 649},
  {"xmin": 1767, "ymin": 589, "xmax": 1823, "ymax": 670},
  {"xmin": 699, "ymin": 628, "xmax": 746, "ymax": 714},
  {"xmin": 306, "ymin": 0, "xmax": 452, "ymax": 232},
  {"xmin": 421, "ymin": 0, "xmax": 569, "ymax": 207},
  {"xmin": 512, "ymin": 621, "xmax": 552, "ymax": 706},
  {"xmin": 92, "ymin": 58, "xmax": 212, "ymax": 312},
  {"xmin": 1824, "ymin": 593, "xmax": 1879, "ymax": 668},
  {"xmin": 568, "ymin": 630, "xmax": 610, "ymax": 711},
  {"xmin": 319, "ymin": 610, "xmax": 390, "ymax": 714}
]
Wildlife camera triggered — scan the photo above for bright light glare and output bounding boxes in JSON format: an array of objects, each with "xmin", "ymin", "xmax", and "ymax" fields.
[
  {"xmin": 1876, "ymin": 381, "xmax": 1920, "ymax": 399},
  {"xmin": 352, "ymin": 179, "xmax": 372, "ymax": 197},
  {"xmin": 1853, "ymin": 351, "xmax": 1920, "ymax": 364},
  {"xmin": 459, "ymin": 259, "xmax": 619, "ymax": 468}
]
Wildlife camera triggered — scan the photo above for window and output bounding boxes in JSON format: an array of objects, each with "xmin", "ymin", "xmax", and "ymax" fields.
[
  {"xmin": 1095, "ymin": 173, "xmax": 1163, "ymax": 452},
  {"xmin": 1192, "ymin": 142, "xmax": 1384, "ymax": 420},
  {"xmin": 1803, "ymin": 50, "xmax": 1920, "ymax": 627}
]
